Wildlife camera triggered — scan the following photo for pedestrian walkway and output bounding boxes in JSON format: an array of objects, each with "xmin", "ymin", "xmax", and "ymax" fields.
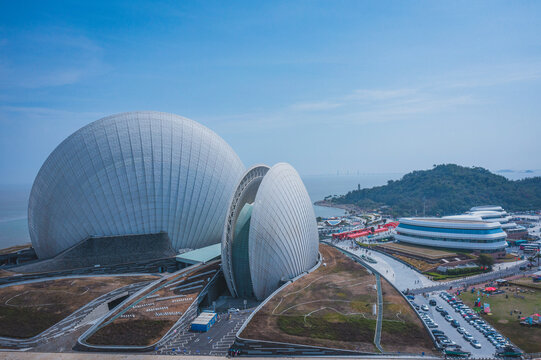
[{"xmin": 373, "ymin": 274, "xmax": 383, "ymax": 353}]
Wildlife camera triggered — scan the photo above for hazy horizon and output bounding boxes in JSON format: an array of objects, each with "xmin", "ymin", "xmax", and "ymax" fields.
[{"xmin": 2, "ymin": 1, "xmax": 541, "ymax": 184}]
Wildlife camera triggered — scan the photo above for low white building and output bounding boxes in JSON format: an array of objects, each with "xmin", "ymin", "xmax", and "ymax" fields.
[{"xmin": 395, "ymin": 217, "xmax": 507, "ymax": 255}]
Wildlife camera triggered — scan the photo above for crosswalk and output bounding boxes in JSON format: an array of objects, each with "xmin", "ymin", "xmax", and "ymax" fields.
[{"xmin": 157, "ymin": 312, "xmax": 250, "ymax": 356}]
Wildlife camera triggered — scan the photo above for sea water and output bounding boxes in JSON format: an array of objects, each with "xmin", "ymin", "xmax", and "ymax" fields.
[
  {"xmin": 0, "ymin": 170, "xmax": 538, "ymax": 249},
  {"xmin": 0, "ymin": 184, "xmax": 31, "ymax": 249},
  {"xmin": 302, "ymin": 173, "xmax": 403, "ymax": 218}
]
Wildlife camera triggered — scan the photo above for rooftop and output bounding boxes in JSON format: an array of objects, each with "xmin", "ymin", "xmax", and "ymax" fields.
[
  {"xmin": 402, "ymin": 217, "xmax": 489, "ymax": 224},
  {"xmin": 175, "ymin": 243, "xmax": 221, "ymax": 265}
]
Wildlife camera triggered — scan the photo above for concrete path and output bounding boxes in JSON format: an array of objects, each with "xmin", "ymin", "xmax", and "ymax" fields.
[
  {"xmin": 373, "ymin": 274, "xmax": 383, "ymax": 353},
  {"xmin": 333, "ymin": 240, "xmax": 529, "ymax": 294},
  {"xmin": 0, "ymin": 352, "xmax": 441, "ymax": 360},
  {"xmin": 333, "ymin": 241, "xmax": 436, "ymax": 291}
]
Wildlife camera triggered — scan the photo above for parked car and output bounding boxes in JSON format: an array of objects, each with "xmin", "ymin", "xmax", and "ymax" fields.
[
  {"xmin": 429, "ymin": 299, "xmax": 437, "ymax": 306},
  {"xmin": 421, "ymin": 304, "xmax": 429, "ymax": 311},
  {"xmin": 471, "ymin": 339, "xmax": 481, "ymax": 349},
  {"xmin": 456, "ymin": 327, "xmax": 465, "ymax": 334},
  {"xmin": 438, "ymin": 338, "xmax": 454, "ymax": 347},
  {"xmin": 451, "ymin": 320, "xmax": 460, "ymax": 328}
]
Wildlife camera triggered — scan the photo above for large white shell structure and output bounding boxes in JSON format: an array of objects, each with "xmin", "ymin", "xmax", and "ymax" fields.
[
  {"xmin": 222, "ymin": 163, "xmax": 319, "ymax": 300},
  {"xmin": 28, "ymin": 111, "xmax": 245, "ymax": 259}
]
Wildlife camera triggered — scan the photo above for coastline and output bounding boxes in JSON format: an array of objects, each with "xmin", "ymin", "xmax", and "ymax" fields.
[{"xmin": 313, "ymin": 200, "xmax": 362, "ymax": 215}]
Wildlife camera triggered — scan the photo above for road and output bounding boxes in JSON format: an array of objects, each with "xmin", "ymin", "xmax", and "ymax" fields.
[
  {"xmin": 331, "ymin": 240, "xmax": 529, "ymax": 357},
  {"xmin": 157, "ymin": 310, "xmax": 252, "ymax": 356},
  {"xmin": 411, "ymin": 263, "xmax": 534, "ymax": 295},
  {"xmin": 332, "ymin": 241, "xmax": 436, "ymax": 291},
  {"xmin": 331, "ymin": 240, "xmax": 529, "ymax": 295},
  {"xmin": 414, "ymin": 292, "xmax": 497, "ymax": 359},
  {"xmin": 0, "ymin": 352, "xmax": 441, "ymax": 360}
]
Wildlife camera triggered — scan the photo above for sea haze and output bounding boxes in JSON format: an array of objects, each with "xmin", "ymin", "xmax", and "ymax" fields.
[
  {"xmin": 0, "ymin": 184, "xmax": 31, "ymax": 249},
  {"xmin": 0, "ymin": 170, "xmax": 539, "ymax": 249}
]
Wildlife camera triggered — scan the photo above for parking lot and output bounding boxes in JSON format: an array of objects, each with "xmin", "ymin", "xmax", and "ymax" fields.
[
  {"xmin": 412, "ymin": 291, "xmax": 507, "ymax": 358},
  {"xmin": 157, "ymin": 310, "xmax": 252, "ymax": 356}
]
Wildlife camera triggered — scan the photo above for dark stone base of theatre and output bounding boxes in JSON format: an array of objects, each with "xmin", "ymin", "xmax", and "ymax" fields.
[{"xmin": 13, "ymin": 232, "xmax": 177, "ymax": 274}]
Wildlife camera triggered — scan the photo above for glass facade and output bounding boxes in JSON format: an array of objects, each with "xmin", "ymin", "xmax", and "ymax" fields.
[
  {"xmin": 396, "ymin": 231, "xmax": 506, "ymax": 243},
  {"xmin": 398, "ymin": 223, "xmax": 504, "ymax": 235},
  {"xmin": 222, "ymin": 163, "xmax": 319, "ymax": 301},
  {"xmin": 231, "ymin": 203, "xmax": 254, "ymax": 298}
]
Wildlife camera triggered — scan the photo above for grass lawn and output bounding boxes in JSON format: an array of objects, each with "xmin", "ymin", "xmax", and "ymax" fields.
[
  {"xmin": 243, "ymin": 244, "xmax": 379, "ymax": 352},
  {"xmin": 510, "ymin": 277, "xmax": 541, "ymax": 290},
  {"xmin": 84, "ymin": 262, "xmax": 219, "ymax": 347},
  {"xmin": 242, "ymin": 244, "xmax": 435, "ymax": 355},
  {"xmin": 458, "ymin": 286, "xmax": 541, "ymax": 353},
  {"xmin": 380, "ymin": 279, "xmax": 434, "ymax": 353},
  {"xmin": 277, "ymin": 313, "xmax": 376, "ymax": 342},
  {"xmin": 394, "ymin": 254, "xmax": 435, "ymax": 272},
  {"xmin": 378, "ymin": 242, "xmax": 456, "ymax": 260},
  {"xmin": 87, "ymin": 319, "xmax": 175, "ymax": 346},
  {"xmin": 425, "ymin": 270, "xmax": 488, "ymax": 281},
  {"xmin": 0, "ymin": 275, "xmax": 156, "ymax": 338}
]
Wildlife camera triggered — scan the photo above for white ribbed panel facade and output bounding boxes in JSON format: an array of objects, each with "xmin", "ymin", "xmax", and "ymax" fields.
[
  {"xmin": 221, "ymin": 162, "xmax": 319, "ymax": 301},
  {"xmin": 249, "ymin": 163, "xmax": 319, "ymax": 300},
  {"xmin": 28, "ymin": 111, "xmax": 245, "ymax": 259},
  {"xmin": 395, "ymin": 217, "xmax": 508, "ymax": 251},
  {"xmin": 222, "ymin": 165, "xmax": 270, "ymax": 298}
]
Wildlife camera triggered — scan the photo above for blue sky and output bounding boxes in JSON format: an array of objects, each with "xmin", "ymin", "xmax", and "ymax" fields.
[{"xmin": 1, "ymin": 1, "xmax": 540, "ymax": 184}]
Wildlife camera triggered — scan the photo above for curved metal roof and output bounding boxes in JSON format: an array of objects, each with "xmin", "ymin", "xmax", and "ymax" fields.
[{"xmin": 29, "ymin": 111, "xmax": 245, "ymax": 258}]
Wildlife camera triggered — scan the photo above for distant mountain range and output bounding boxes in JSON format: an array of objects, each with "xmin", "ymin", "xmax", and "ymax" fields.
[{"xmin": 328, "ymin": 164, "xmax": 541, "ymax": 217}]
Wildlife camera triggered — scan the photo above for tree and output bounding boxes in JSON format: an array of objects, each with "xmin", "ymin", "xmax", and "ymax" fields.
[{"xmin": 476, "ymin": 254, "xmax": 495, "ymax": 270}]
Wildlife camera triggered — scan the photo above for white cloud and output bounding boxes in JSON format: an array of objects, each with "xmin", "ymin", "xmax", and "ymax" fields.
[
  {"xmin": 0, "ymin": 29, "xmax": 110, "ymax": 89},
  {"xmin": 290, "ymin": 101, "xmax": 343, "ymax": 111}
]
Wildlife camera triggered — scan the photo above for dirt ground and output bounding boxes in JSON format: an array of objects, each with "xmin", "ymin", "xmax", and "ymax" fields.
[
  {"xmin": 242, "ymin": 244, "xmax": 379, "ymax": 352},
  {"xmin": 87, "ymin": 262, "xmax": 220, "ymax": 346},
  {"xmin": 378, "ymin": 242, "xmax": 455, "ymax": 260},
  {"xmin": 380, "ymin": 279, "xmax": 436, "ymax": 354},
  {"xmin": 0, "ymin": 275, "xmax": 157, "ymax": 338},
  {"xmin": 0, "ymin": 269, "xmax": 16, "ymax": 278},
  {"xmin": 459, "ymin": 280, "xmax": 541, "ymax": 353},
  {"xmin": 393, "ymin": 254, "xmax": 436, "ymax": 272},
  {"xmin": 241, "ymin": 244, "xmax": 435, "ymax": 355}
]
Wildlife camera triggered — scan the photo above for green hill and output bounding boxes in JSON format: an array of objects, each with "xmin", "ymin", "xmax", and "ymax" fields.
[{"xmin": 329, "ymin": 164, "xmax": 541, "ymax": 217}]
